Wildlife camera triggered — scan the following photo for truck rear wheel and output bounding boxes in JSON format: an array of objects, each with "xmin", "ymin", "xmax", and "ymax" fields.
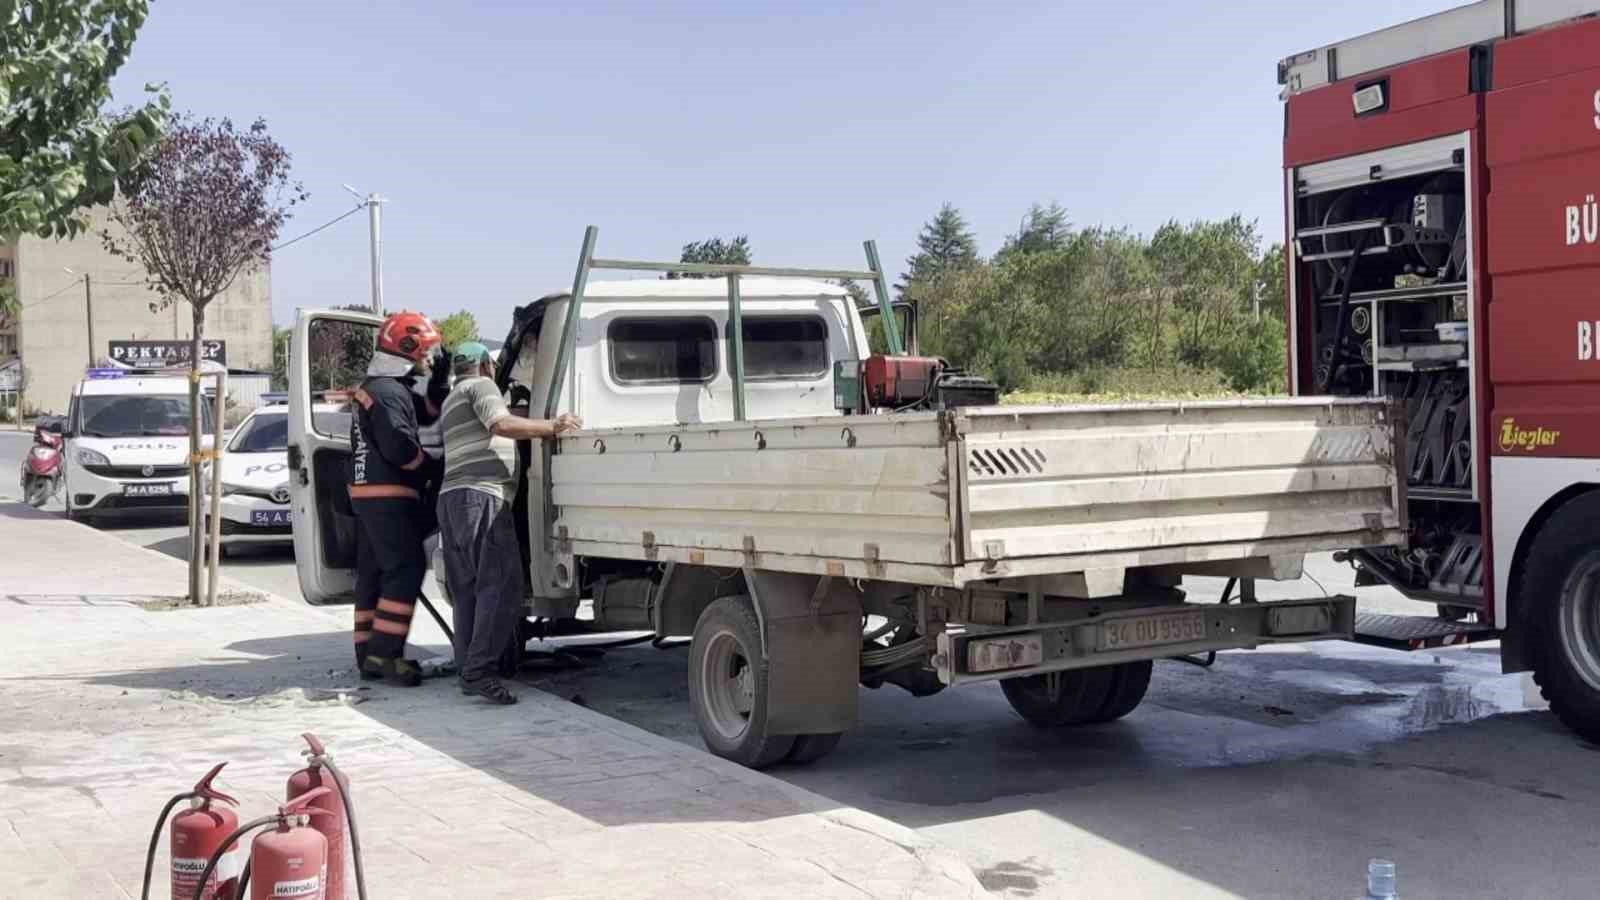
[
  {"xmin": 1090, "ymin": 661, "xmax": 1153, "ymax": 723},
  {"xmin": 1519, "ymin": 499, "xmax": 1600, "ymax": 743},
  {"xmin": 1000, "ymin": 666, "xmax": 1116, "ymax": 727},
  {"xmin": 688, "ymin": 595, "xmax": 796, "ymax": 768}
]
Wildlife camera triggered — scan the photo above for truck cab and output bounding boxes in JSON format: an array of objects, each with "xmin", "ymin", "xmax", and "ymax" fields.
[
  {"xmin": 287, "ymin": 278, "xmax": 875, "ymax": 605},
  {"xmin": 60, "ymin": 369, "xmax": 212, "ymax": 525}
]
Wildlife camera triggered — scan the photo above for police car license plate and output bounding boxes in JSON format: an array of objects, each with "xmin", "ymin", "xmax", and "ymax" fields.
[
  {"xmin": 252, "ymin": 509, "xmax": 292, "ymax": 526},
  {"xmin": 123, "ymin": 483, "xmax": 174, "ymax": 497}
]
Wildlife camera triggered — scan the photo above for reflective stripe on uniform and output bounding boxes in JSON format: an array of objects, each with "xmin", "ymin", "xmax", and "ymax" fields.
[
  {"xmin": 377, "ymin": 598, "xmax": 414, "ymax": 615},
  {"xmin": 349, "ymin": 484, "xmax": 420, "ymax": 500},
  {"xmin": 373, "ymin": 618, "xmax": 410, "ymax": 636}
]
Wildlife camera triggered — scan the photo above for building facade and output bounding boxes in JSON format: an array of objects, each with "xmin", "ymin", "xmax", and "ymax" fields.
[{"xmin": 5, "ymin": 207, "xmax": 272, "ymax": 413}]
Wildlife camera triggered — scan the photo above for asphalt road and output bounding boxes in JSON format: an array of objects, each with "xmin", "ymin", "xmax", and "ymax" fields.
[{"xmin": 5, "ymin": 428, "xmax": 1597, "ymax": 899}]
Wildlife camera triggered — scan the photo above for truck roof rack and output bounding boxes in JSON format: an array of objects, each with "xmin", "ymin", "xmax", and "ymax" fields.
[
  {"xmin": 542, "ymin": 226, "xmax": 905, "ymax": 422},
  {"xmin": 1278, "ymin": 0, "xmax": 1600, "ymax": 95}
]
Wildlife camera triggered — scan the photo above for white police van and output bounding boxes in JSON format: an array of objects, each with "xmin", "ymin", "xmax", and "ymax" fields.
[{"xmin": 61, "ymin": 369, "xmax": 212, "ymax": 525}]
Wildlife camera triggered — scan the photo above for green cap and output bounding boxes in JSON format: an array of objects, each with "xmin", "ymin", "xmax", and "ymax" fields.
[{"xmin": 451, "ymin": 341, "xmax": 492, "ymax": 369}]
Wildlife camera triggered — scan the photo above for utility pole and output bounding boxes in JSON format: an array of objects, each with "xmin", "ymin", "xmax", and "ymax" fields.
[
  {"xmin": 367, "ymin": 193, "xmax": 385, "ymax": 316},
  {"xmin": 83, "ymin": 274, "xmax": 95, "ymax": 366},
  {"xmin": 344, "ymin": 185, "xmax": 385, "ymax": 314},
  {"xmin": 65, "ymin": 268, "xmax": 95, "ymax": 366}
]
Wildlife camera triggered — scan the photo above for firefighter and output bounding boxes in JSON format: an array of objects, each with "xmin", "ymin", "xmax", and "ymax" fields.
[{"xmin": 349, "ymin": 310, "xmax": 450, "ymax": 686}]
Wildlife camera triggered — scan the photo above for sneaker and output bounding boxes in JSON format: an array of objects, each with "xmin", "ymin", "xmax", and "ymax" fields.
[
  {"xmin": 460, "ymin": 675, "xmax": 518, "ymax": 705},
  {"xmin": 362, "ymin": 656, "xmax": 422, "ymax": 687}
]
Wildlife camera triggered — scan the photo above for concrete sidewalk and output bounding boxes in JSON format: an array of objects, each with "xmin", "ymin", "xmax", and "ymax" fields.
[{"xmin": 0, "ymin": 503, "xmax": 988, "ymax": 899}]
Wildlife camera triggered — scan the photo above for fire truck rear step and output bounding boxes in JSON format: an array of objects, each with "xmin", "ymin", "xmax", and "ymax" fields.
[{"xmin": 1351, "ymin": 612, "xmax": 1497, "ymax": 651}]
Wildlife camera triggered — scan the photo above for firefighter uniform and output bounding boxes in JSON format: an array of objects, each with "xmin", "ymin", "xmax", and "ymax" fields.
[{"xmin": 349, "ymin": 373, "xmax": 441, "ymax": 679}]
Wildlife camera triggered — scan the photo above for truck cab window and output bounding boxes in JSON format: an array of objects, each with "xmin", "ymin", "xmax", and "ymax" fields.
[
  {"xmin": 609, "ymin": 317, "xmax": 717, "ymax": 384},
  {"xmin": 737, "ymin": 316, "xmax": 828, "ymax": 380}
]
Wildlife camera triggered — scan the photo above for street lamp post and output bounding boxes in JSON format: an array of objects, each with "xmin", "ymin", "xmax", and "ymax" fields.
[{"xmin": 344, "ymin": 185, "xmax": 385, "ymax": 315}]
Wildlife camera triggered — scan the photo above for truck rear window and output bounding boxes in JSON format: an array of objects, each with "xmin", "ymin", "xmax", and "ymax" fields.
[
  {"xmin": 736, "ymin": 316, "xmax": 829, "ymax": 379},
  {"xmin": 608, "ymin": 317, "xmax": 717, "ymax": 384}
]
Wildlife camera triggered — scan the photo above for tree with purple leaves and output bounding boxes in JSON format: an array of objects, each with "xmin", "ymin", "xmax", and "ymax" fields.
[{"xmin": 102, "ymin": 114, "xmax": 306, "ymax": 602}]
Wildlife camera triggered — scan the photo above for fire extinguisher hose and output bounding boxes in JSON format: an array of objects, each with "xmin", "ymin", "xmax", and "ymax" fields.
[
  {"xmin": 191, "ymin": 815, "xmax": 278, "ymax": 900},
  {"xmin": 140, "ymin": 789, "xmax": 199, "ymax": 900},
  {"xmin": 321, "ymin": 756, "xmax": 370, "ymax": 900}
]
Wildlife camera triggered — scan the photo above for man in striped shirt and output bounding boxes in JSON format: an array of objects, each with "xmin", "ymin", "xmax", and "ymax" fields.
[{"xmin": 437, "ymin": 342, "xmax": 580, "ymax": 704}]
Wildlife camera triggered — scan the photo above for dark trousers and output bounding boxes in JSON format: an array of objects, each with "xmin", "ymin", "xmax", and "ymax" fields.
[
  {"xmin": 353, "ymin": 496, "xmax": 427, "ymax": 664},
  {"xmin": 437, "ymin": 489, "xmax": 524, "ymax": 680}
]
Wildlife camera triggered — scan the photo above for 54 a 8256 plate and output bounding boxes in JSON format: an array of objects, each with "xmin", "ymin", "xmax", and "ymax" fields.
[{"xmin": 1097, "ymin": 610, "xmax": 1207, "ymax": 652}]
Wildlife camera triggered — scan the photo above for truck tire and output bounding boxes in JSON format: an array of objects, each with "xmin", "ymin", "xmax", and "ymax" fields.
[
  {"xmin": 785, "ymin": 733, "xmax": 842, "ymax": 765},
  {"xmin": 1090, "ymin": 661, "xmax": 1153, "ymax": 723},
  {"xmin": 688, "ymin": 595, "xmax": 796, "ymax": 768},
  {"xmin": 1518, "ymin": 499, "xmax": 1600, "ymax": 743},
  {"xmin": 1000, "ymin": 667, "xmax": 1116, "ymax": 728}
]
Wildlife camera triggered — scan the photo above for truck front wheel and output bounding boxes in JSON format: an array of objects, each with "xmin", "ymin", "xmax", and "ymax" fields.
[
  {"xmin": 688, "ymin": 595, "xmax": 796, "ymax": 768},
  {"xmin": 1519, "ymin": 499, "xmax": 1600, "ymax": 743}
]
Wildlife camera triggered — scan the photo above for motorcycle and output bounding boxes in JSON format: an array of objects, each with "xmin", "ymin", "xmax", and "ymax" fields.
[{"xmin": 20, "ymin": 418, "xmax": 64, "ymax": 508}]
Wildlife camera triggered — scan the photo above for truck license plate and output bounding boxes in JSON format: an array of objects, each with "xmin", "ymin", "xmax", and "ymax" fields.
[
  {"xmin": 1098, "ymin": 611, "xmax": 1206, "ymax": 652},
  {"xmin": 252, "ymin": 509, "xmax": 292, "ymax": 526},
  {"xmin": 123, "ymin": 483, "xmax": 174, "ymax": 497}
]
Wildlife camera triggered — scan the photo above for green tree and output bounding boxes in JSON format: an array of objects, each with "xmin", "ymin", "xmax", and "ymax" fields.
[
  {"xmin": 996, "ymin": 202, "xmax": 1071, "ymax": 261},
  {"xmin": 898, "ymin": 203, "xmax": 979, "ymax": 300},
  {"xmin": 436, "ymin": 310, "xmax": 479, "ymax": 348},
  {"xmin": 1255, "ymin": 243, "xmax": 1286, "ymax": 321},
  {"xmin": 270, "ymin": 325, "xmax": 289, "ymax": 389},
  {"xmin": 665, "ymin": 235, "xmax": 751, "ymax": 278},
  {"xmin": 0, "ymin": 275, "xmax": 16, "ymax": 335},
  {"xmin": 1147, "ymin": 216, "xmax": 1261, "ymax": 369},
  {"xmin": 1, "ymin": 0, "xmax": 170, "ymax": 239}
]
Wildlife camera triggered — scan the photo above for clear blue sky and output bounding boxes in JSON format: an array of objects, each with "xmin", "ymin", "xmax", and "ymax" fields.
[{"xmin": 113, "ymin": 1, "xmax": 1456, "ymax": 339}]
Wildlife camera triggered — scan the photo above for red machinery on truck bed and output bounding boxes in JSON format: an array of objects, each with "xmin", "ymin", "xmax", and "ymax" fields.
[{"xmin": 1281, "ymin": 0, "xmax": 1600, "ymax": 741}]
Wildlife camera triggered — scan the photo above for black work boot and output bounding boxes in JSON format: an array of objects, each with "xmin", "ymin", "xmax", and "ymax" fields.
[{"xmin": 363, "ymin": 655, "xmax": 422, "ymax": 687}]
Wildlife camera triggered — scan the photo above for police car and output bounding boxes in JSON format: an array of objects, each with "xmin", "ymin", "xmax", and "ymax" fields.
[
  {"xmin": 62, "ymin": 369, "xmax": 210, "ymax": 524},
  {"xmin": 205, "ymin": 400, "xmax": 349, "ymax": 554}
]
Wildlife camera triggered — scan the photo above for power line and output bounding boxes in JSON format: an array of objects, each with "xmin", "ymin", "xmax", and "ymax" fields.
[{"xmin": 273, "ymin": 204, "xmax": 365, "ymax": 252}]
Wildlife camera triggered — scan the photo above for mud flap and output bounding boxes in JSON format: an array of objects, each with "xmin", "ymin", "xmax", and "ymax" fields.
[{"xmin": 744, "ymin": 569, "xmax": 862, "ymax": 735}]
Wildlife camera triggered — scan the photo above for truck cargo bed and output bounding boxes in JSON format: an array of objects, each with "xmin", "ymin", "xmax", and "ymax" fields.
[{"xmin": 550, "ymin": 397, "xmax": 1404, "ymax": 588}]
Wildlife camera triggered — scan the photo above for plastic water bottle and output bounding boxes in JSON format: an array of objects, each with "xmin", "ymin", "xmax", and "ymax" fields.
[{"xmin": 1366, "ymin": 859, "xmax": 1397, "ymax": 900}]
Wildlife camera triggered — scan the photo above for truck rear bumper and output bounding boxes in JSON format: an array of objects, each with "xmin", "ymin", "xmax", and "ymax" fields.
[{"xmin": 933, "ymin": 595, "xmax": 1356, "ymax": 686}]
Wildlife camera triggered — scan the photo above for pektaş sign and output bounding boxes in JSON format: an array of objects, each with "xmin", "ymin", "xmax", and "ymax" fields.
[{"xmin": 108, "ymin": 340, "xmax": 227, "ymax": 369}]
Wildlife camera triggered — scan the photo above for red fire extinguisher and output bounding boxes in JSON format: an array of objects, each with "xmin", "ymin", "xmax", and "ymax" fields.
[
  {"xmin": 286, "ymin": 733, "xmax": 367, "ymax": 900},
  {"xmin": 189, "ymin": 788, "xmax": 334, "ymax": 900},
  {"xmin": 248, "ymin": 788, "xmax": 335, "ymax": 900},
  {"xmin": 141, "ymin": 762, "xmax": 242, "ymax": 900}
]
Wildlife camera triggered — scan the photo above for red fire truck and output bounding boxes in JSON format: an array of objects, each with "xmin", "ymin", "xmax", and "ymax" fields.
[{"xmin": 1281, "ymin": 0, "xmax": 1600, "ymax": 742}]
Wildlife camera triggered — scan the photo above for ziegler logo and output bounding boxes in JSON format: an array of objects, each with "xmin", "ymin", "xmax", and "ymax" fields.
[{"xmin": 1499, "ymin": 418, "xmax": 1560, "ymax": 453}]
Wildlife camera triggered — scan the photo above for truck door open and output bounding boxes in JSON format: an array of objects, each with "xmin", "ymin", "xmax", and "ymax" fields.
[{"xmin": 288, "ymin": 308, "xmax": 381, "ymax": 605}]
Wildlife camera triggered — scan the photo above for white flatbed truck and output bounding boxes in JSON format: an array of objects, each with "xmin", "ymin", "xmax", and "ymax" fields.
[{"xmin": 290, "ymin": 227, "xmax": 1406, "ymax": 767}]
